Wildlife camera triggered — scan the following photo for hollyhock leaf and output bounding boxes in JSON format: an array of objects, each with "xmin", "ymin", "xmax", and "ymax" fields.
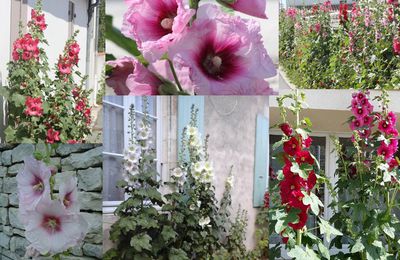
[
  {"xmin": 272, "ymin": 139, "xmax": 285, "ymax": 151},
  {"xmin": 161, "ymin": 226, "xmax": 177, "ymax": 242},
  {"xmin": 317, "ymin": 241, "xmax": 330, "ymax": 260},
  {"xmin": 383, "ymin": 171, "xmax": 392, "ymax": 183},
  {"xmin": 288, "ymin": 246, "xmax": 319, "ymax": 259},
  {"xmin": 11, "ymin": 93, "xmax": 26, "ymax": 107},
  {"xmin": 4, "ymin": 127, "xmax": 16, "ymax": 142},
  {"xmin": 169, "ymin": 248, "xmax": 188, "ymax": 260},
  {"xmin": 291, "ymin": 162, "xmax": 307, "ymax": 179},
  {"xmin": 302, "ymin": 192, "xmax": 321, "ymax": 216},
  {"xmin": 351, "ymin": 238, "xmax": 365, "ymax": 253},
  {"xmin": 310, "ymin": 153, "xmax": 320, "ymax": 170},
  {"xmin": 319, "ymin": 217, "xmax": 343, "ymax": 242},
  {"xmin": 131, "ymin": 234, "xmax": 152, "ymax": 252},
  {"xmin": 303, "ymin": 117, "xmax": 313, "ymax": 128},
  {"xmin": 295, "ymin": 128, "xmax": 308, "ymax": 140},
  {"xmin": 381, "ymin": 223, "xmax": 395, "ymax": 239}
]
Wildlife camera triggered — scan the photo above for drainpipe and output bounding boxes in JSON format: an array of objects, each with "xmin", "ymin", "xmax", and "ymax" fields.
[{"xmin": 85, "ymin": 0, "xmax": 100, "ymax": 106}]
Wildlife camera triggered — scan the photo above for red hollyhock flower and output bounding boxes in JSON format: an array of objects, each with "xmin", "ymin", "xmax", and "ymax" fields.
[
  {"xmin": 283, "ymin": 136, "xmax": 301, "ymax": 156},
  {"xmin": 76, "ymin": 100, "xmax": 86, "ymax": 111},
  {"xmin": 389, "ymin": 158, "xmax": 399, "ymax": 171},
  {"xmin": 46, "ymin": 128, "xmax": 60, "ymax": 144},
  {"xmin": 281, "ymin": 233, "xmax": 289, "ymax": 244},
  {"xmin": 378, "ymin": 119, "xmax": 394, "ymax": 134},
  {"xmin": 295, "ymin": 150, "xmax": 315, "ymax": 165},
  {"xmin": 377, "ymin": 142, "xmax": 394, "ymax": 161},
  {"xmin": 289, "ymin": 210, "xmax": 308, "ymax": 230},
  {"xmin": 307, "ymin": 170, "xmax": 317, "ymax": 191},
  {"xmin": 280, "ymin": 122, "xmax": 293, "ymax": 136},
  {"xmin": 339, "ymin": 3, "xmax": 348, "ymax": 24},
  {"xmin": 24, "ymin": 97, "xmax": 43, "ymax": 117}
]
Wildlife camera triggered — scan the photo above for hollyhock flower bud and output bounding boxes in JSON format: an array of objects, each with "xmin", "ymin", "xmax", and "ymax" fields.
[
  {"xmin": 280, "ymin": 123, "xmax": 293, "ymax": 136},
  {"xmin": 25, "ymin": 198, "xmax": 88, "ymax": 255},
  {"xmin": 46, "ymin": 128, "xmax": 60, "ymax": 144},
  {"xmin": 106, "ymin": 57, "xmax": 136, "ymax": 95},
  {"xmin": 223, "ymin": 0, "xmax": 267, "ymax": 19},
  {"xmin": 24, "ymin": 97, "xmax": 43, "ymax": 117},
  {"xmin": 17, "ymin": 157, "xmax": 51, "ymax": 221},
  {"xmin": 169, "ymin": 4, "xmax": 276, "ymax": 95},
  {"xmin": 122, "ymin": 0, "xmax": 195, "ymax": 62},
  {"xmin": 393, "ymin": 37, "xmax": 400, "ymax": 55},
  {"xmin": 59, "ymin": 175, "xmax": 79, "ymax": 213}
]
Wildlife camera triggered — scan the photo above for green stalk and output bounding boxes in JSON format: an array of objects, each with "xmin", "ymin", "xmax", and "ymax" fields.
[
  {"xmin": 296, "ymin": 229, "xmax": 302, "ymax": 245},
  {"xmin": 167, "ymin": 59, "xmax": 183, "ymax": 93}
]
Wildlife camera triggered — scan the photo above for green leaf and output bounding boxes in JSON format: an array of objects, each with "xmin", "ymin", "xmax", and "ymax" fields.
[
  {"xmin": 272, "ymin": 138, "xmax": 285, "ymax": 151},
  {"xmin": 351, "ymin": 238, "xmax": 365, "ymax": 253},
  {"xmin": 11, "ymin": 93, "xmax": 26, "ymax": 107},
  {"xmin": 381, "ymin": 223, "xmax": 395, "ymax": 239},
  {"xmin": 287, "ymin": 246, "xmax": 320, "ymax": 260},
  {"xmin": 130, "ymin": 234, "xmax": 152, "ymax": 252},
  {"xmin": 291, "ymin": 162, "xmax": 307, "ymax": 179},
  {"xmin": 318, "ymin": 217, "xmax": 343, "ymax": 242},
  {"xmin": 317, "ymin": 241, "xmax": 330, "ymax": 260},
  {"xmin": 303, "ymin": 117, "xmax": 313, "ymax": 127},
  {"xmin": 161, "ymin": 226, "xmax": 177, "ymax": 242},
  {"xmin": 303, "ymin": 192, "xmax": 323, "ymax": 216}
]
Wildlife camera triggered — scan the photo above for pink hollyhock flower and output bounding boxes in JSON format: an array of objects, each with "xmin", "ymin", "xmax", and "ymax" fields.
[
  {"xmin": 352, "ymin": 106, "xmax": 368, "ymax": 119},
  {"xmin": 25, "ymin": 198, "xmax": 88, "ymax": 255},
  {"xmin": 106, "ymin": 57, "xmax": 137, "ymax": 95},
  {"xmin": 17, "ymin": 157, "xmax": 51, "ymax": 221},
  {"xmin": 122, "ymin": 0, "xmax": 195, "ymax": 62},
  {"xmin": 24, "ymin": 97, "xmax": 43, "ymax": 117},
  {"xmin": 286, "ymin": 8, "xmax": 297, "ymax": 19},
  {"xmin": 378, "ymin": 119, "xmax": 394, "ymax": 134},
  {"xmin": 393, "ymin": 37, "xmax": 400, "ymax": 55},
  {"xmin": 75, "ymin": 100, "xmax": 86, "ymax": 111},
  {"xmin": 314, "ymin": 23, "xmax": 321, "ymax": 33},
  {"xmin": 169, "ymin": 4, "xmax": 276, "ymax": 95},
  {"xmin": 350, "ymin": 118, "xmax": 362, "ymax": 130},
  {"xmin": 362, "ymin": 115, "xmax": 373, "ymax": 126},
  {"xmin": 46, "ymin": 128, "xmax": 60, "ymax": 144},
  {"xmin": 58, "ymin": 59, "xmax": 72, "ymax": 75},
  {"xmin": 59, "ymin": 176, "xmax": 79, "ymax": 213},
  {"xmin": 68, "ymin": 42, "xmax": 80, "ymax": 55},
  {"xmin": 387, "ymin": 111, "xmax": 397, "ymax": 125},
  {"xmin": 224, "ymin": 0, "xmax": 267, "ymax": 19},
  {"xmin": 31, "ymin": 9, "xmax": 47, "ymax": 31},
  {"xmin": 377, "ymin": 141, "xmax": 394, "ymax": 161}
]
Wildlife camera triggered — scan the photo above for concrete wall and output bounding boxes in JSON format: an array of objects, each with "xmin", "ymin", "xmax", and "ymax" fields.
[{"xmin": 0, "ymin": 144, "xmax": 103, "ymax": 259}]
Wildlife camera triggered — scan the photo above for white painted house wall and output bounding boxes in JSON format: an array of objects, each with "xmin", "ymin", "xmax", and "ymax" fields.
[{"xmin": 0, "ymin": 0, "xmax": 12, "ymax": 87}]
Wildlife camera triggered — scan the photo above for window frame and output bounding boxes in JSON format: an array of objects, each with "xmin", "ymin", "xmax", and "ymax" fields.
[{"xmin": 102, "ymin": 96, "xmax": 163, "ymax": 214}]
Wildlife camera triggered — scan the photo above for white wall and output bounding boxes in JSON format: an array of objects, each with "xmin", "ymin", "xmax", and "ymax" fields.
[{"xmin": 0, "ymin": 0, "xmax": 12, "ymax": 86}]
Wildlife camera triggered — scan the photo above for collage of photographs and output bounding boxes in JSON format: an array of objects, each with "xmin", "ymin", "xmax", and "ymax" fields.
[{"xmin": 0, "ymin": 0, "xmax": 399, "ymax": 259}]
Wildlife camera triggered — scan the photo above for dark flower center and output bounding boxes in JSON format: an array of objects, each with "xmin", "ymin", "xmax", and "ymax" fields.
[{"xmin": 42, "ymin": 215, "xmax": 61, "ymax": 233}]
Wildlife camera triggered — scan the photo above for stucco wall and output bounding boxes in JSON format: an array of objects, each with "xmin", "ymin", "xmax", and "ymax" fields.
[
  {"xmin": 204, "ymin": 96, "xmax": 269, "ymax": 249},
  {"xmin": 0, "ymin": 144, "xmax": 103, "ymax": 259},
  {"xmin": 0, "ymin": 0, "xmax": 12, "ymax": 86}
]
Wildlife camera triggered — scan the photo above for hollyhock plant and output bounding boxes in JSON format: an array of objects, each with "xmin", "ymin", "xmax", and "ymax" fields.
[
  {"xmin": 330, "ymin": 91, "xmax": 400, "ymax": 258},
  {"xmin": 17, "ymin": 151, "xmax": 89, "ymax": 257},
  {"xmin": 4, "ymin": 0, "xmax": 93, "ymax": 143},
  {"xmin": 269, "ymin": 91, "xmax": 340, "ymax": 258}
]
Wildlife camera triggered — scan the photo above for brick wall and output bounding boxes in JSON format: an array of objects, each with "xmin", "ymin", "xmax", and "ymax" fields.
[{"xmin": 0, "ymin": 144, "xmax": 103, "ymax": 259}]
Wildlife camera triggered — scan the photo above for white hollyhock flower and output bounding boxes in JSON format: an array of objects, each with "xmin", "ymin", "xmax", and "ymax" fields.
[
  {"xmin": 192, "ymin": 161, "xmax": 213, "ymax": 183},
  {"xmin": 199, "ymin": 216, "xmax": 211, "ymax": 228},
  {"xmin": 59, "ymin": 175, "xmax": 79, "ymax": 213},
  {"xmin": 226, "ymin": 175, "xmax": 234, "ymax": 189},
  {"xmin": 171, "ymin": 168, "xmax": 184, "ymax": 178},
  {"xmin": 17, "ymin": 157, "xmax": 51, "ymax": 224},
  {"xmin": 25, "ymin": 198, "xmax": 88, "ymax": 255}
]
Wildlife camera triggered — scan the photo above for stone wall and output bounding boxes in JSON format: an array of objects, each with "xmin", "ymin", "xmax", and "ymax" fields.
[{"xmin": 0, "ymin": 144, "xmax": 103, "ymax": 260}]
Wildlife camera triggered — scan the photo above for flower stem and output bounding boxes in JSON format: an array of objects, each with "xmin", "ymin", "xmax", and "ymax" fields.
[
  {"xmin": 296, "ymin": 229, "xmax": 302, "ymax": 245},
  {"xmin": 167, "ymin": 59, "xmax": 184, "ymax": 93}
]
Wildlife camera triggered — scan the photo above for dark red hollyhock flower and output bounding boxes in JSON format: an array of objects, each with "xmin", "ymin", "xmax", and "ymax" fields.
[
  {"xmin": 295, "ymin": 150, "xmax": 315, "ymax": 165},
  {"xmin": 280, "ymin": 122, "xmax": 293, "ymax": 136},
  {"xmin": 281, "ymin": 233, "xmax": 289, "ymax": 244},
  {"xmin": 303, "ymin": 136, "xmax": 313, "ymax": 148},
  {"xmin": 389, "ymin": 158, "xmax": 399, "ymax": 171},
  {"xmin": 283, "ymin": 160, "xmax": 293, "ymax": 178},
  {"xmin": 283, "ymin": 136, "xmax": 301, "ymax": 156},
  {"xmin": 349, "ymin": 164, "xmax": 357, "ymax": 178},
  {"xmin": 339, "ymin": 3, "xmax": 348, "ymax": 24},
  {"xmin": 307, "ymin": 170, "xmax": 317, "ymax": 191},
  {"xmin": 289, "ymin": 210, "xmax": 308, "ymax": 230},
  {"xmin": 394, "ymin": 37, "xmax": 400, "ymax": 55}
]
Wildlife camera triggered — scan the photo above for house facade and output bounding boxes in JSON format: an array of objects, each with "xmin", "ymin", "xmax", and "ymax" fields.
[{"xmin": 102, "ymin": 96, "xmax": 271, "ymax": 251}]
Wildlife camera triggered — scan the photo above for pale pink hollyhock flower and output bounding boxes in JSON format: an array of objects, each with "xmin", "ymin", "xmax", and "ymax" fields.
[
  {"xmin": 25, "ymin": 198, "xmax": 88, "ymax": 255},
  {"xmin": 106, "ymin": 57, "xmax": 136, "ymax": 95},
  {"xmin": 225, "ymin": 0, "xmax": 267, "ymax": 19},
  {"xmin": 108, "ymin": 58, "xmax": 193, "ymax": 95},
  {"xmin": 122, "ymin": 0, "xmax": 195, "ymax": 62},
  {"xmin": 17, "ymin": 157, "xmax": 51, "ymax": 222},
  {"xmin": 59, "ymin": 175, "xmax": 79, "ymax": 213},
  {"xmin": 169, "ymin": 4, "xmax": 276, "ymax": 95}
]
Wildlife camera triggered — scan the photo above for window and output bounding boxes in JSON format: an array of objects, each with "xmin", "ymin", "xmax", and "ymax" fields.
[
  {"xmin": 68, "ymin": 1, "xmax": 76, "ymax": 38},
  {"xmin": 102, "ymin": 96, "xmax": 162, "ymax": 213}
]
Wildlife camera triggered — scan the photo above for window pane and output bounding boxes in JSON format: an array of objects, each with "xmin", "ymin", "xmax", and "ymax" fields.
[{"xmin": 103, "ymin": 154, "xmax": 125, "ymax": 201}]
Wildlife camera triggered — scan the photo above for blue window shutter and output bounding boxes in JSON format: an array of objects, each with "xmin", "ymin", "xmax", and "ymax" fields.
[
  {"xmin": 177, "ymin": 96, "xmax": 205, "ymax": 157},
  {"xmin": 253, "ymin": 114, "xmax": 269, "ymax": 208}
]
